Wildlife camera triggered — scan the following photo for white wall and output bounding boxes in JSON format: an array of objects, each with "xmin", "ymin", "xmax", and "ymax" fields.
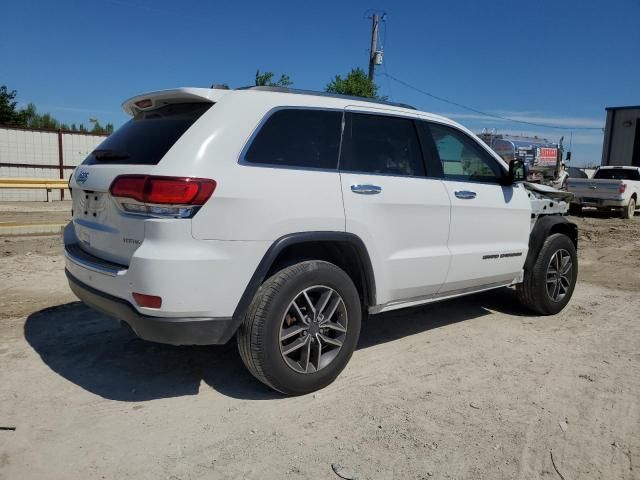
[{"xmin": 0, "ymin": 127, "xmax": 107, "ymax": 201}]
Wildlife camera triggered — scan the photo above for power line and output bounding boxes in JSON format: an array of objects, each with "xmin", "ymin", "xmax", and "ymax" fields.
[{"xmin": 380, "ymin": 72, "xmax": 603, "ymax": 131}]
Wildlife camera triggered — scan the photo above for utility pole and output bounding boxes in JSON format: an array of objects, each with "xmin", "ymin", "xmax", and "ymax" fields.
[{"xmin": 368, "ymin": 13, "xmax": 379, "ymax": 82}]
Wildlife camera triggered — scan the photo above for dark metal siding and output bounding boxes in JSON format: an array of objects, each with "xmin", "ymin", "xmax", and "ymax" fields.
[{"xmin": 602, "ymin": 107, "xmax": 640, "ymax": 166}]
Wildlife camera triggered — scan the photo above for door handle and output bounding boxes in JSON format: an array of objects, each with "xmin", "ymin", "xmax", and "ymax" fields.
[
  {"xmin": 454, "ymin": 190, "xmax": 477, "ymax": 199},
  {"xmin": 351, "ymin": 184, "xmax": 382, "ymax": 195}
]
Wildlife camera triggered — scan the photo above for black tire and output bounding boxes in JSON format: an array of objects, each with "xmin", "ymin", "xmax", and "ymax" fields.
[
  {"xmin": 516, "ymin": 233, "xmax": 578, "ymax": 315},
  {"xmin": 237, "ymin": 260, "xmax": 362, "ymax": 395},
  {"xmin": 622, "ymin": 197, "xmax": 636, "ymax": 220},
  {"xmin": 569, "ymin": 204, "xmax": 582, "ymax": 216}
]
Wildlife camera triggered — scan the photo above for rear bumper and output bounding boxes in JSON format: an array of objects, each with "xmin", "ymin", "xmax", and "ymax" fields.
[
  {"xmin": 66, "ymin": 270, "xmax": 237, "ymax": 345},
  {"xmin": 63, "ymin": 222, "xmax": 269, "ymax": 319},
  {"xmin": 571, "ymin": 197, "xmax": 626, "ymax": 208}
]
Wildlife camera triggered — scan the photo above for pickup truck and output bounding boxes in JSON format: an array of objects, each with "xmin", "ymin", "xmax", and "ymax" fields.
[{"xmin": 568, "ymin": 166, "xmax": 640, "ymax": 219}]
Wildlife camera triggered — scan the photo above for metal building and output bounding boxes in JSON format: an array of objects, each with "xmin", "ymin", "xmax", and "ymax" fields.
[{"xmin": 601, "ymin": 106, "xmax": 640, "ymax": 167}]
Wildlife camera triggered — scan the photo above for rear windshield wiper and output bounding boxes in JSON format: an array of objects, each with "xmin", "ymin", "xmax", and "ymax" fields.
[{"xmin": 92, "ymin": 149, "xmax": 131, "ymax": 160}]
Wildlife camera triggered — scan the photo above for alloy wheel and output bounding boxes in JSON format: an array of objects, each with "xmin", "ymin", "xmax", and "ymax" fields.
[
  {"xmin": 546, "ymin": 249, "xmax": 573, "ymax": 302},
  {"xmin": 279, "ymin": 285, "xmax": 348, "ymax": 374}
]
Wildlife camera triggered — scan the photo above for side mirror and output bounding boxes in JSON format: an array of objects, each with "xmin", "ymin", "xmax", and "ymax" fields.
[{"xmin": 507, "ymin": 159, "xmax": 528, "ymax": 184}]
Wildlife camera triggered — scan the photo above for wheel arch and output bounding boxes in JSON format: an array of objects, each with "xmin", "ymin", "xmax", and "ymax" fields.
[
  {"xmin": 525, "ymin": 216, "xmax": 578, "ymax": 272},
  {"xmin": 232, "ymin": 232, "xmax": 376, "ymax": 327}
]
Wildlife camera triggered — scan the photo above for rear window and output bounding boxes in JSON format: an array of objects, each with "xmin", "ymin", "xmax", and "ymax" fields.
[
  {"xmin": 83, "ymin": 103, "xmax": 212, "ymax": 165},
  {"xmin": 244, "ymin": 109, "xmax": 342, "ymax": 169},
  {"xmin": 594, "ymin": 168, "xmax": 640, "ymax": 180}
]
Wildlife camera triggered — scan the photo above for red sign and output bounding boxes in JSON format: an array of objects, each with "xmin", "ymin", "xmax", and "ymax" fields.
[{"xmin": 537, "ymin": 147, "xmax": 558, "ymax": 166}]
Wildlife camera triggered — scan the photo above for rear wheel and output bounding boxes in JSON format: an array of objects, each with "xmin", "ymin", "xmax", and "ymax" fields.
[
  {"xmin": 517, "ymin": 233, "xmax": 578, "ymax": 315},
  {"xmin": 237, "ymin": 260, "xmax": 361, "ymax": 395},
  {"xmin": 622, "ymin": 197, "xmax": 636, "ymax": 219}
]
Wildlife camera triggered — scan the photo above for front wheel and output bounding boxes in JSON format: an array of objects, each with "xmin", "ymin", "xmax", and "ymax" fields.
[
  {"xmin": 237, "ymin": 260, "xmax": 362, "ymax": 395},
  {"xmin": 517, "ymin": 233, "xmax": 578, "ymax": 315}
]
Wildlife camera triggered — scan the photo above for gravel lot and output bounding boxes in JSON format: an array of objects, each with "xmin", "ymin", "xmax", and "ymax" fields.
[{"xmin": 0, "ymin": 206, "xmax": 638, "ymax": 480}]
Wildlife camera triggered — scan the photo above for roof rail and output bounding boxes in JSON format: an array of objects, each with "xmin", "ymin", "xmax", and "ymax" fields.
[{"xmin": 235, "ymin": 85, "xmax": 416, "ymax": 110}]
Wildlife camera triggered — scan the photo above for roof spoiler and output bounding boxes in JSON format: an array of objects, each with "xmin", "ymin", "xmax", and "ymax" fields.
[{"xmin": 122, "ymin": 87, "xmax": 231, "ymax": 116}]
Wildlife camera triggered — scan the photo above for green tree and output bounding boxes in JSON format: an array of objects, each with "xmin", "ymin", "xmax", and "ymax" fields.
[
  {"xmin": 90, "ymin": 120, "xmax": 103, "ymax": 134},
  {"xmin": 1, "ymin": 86, "xmax": 115, "ymax": 134},
  {"xmin": 0, "ymin": 86, "xmax": 20, "ymax": 123},
  {"xmin": 87, "ymin": 120, "xmax": 114, "ymax": 134},
  {"xmin": 16, "ymin": 103, "xmax": 38, "ymax": 126},
  {"xmin": 37, "ymin": 112, "xmax": 60, "ymax": 129},
  {"xmin": 255, "ymin": 69, "xmax": 293, "ymax": 88},
  {"xmin": 325, "ymin": 67, "xmax": 385, "ymax": 99}
]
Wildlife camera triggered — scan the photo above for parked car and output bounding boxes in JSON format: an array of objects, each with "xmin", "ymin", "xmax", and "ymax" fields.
[
  {"xmin": 553, "ymin": 165, "xmax": 589, "ymax": 191},
  {"xmin": 65, "ymin": 86, "xmax": 579, "ymax": 394},
  {"xmin": 567, "ymin": 166, "xmax": 640, "ymax": 218}
]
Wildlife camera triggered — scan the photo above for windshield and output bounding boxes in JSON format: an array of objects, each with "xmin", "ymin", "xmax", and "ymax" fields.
[
  {"xmin": 82, "ymin": 103, "xmax": 212, "ymax": 165},
  {"xmin": 594, "ymin": 168, "xmax": 640, "ymax": 180}
]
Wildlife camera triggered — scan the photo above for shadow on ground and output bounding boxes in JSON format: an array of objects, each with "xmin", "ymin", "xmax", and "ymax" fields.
[{"xmin": 24, "ymin": 288, "xmax": 525, "ymax": 402}]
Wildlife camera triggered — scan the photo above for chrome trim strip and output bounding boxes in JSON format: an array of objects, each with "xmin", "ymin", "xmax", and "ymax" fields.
[
  {"xmin": 64, "ymin": 243, "xmax": 127, "ymax": 277},
  {"xmin": 369, "ymin": 280, "xmax": 514, "ymax": 314}
]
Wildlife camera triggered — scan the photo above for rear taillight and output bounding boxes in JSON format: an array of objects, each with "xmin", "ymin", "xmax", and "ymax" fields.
[
  {"xmin": 110, "ymin": 175, "xmax": 216, "ymax": 218},
  {"xmin": 620, "ymin": 183, "xmax": 627, "ymax": 194}
]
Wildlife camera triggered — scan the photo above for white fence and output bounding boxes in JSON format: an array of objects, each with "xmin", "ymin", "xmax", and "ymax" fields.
[{"xmin": 0, "ymin": 126, "xmax": 108, "ymax": 201}]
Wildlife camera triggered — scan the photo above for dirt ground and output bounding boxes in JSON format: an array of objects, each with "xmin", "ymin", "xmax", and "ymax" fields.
[
  {"xmin": 0, "ymin": 201, "xmax": 71, "ymax": 227},
  {"xmin": 0, "ymin": 207, "xmax": 638, "ymax": 480}
]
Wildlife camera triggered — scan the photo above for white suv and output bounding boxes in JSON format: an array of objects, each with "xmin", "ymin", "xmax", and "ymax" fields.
[{"xmin": 65, "ymin": 86, "xmax": 578, "ymax": 394}]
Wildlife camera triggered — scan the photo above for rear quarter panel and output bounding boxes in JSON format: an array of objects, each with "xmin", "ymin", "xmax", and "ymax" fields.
[{"xmin": 163, "ymin": 92, "xmax": 346, "ymax": 241}]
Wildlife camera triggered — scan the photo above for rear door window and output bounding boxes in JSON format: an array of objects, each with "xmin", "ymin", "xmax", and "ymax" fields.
[
  {"xmin": 244, "ymin": 109, "xmax": 342, "ymax": 169},
  {"xmin": 83, "ymin": 103, "xmax": 212, "ymax": 166},
  {"xmin": 340, "ymin": 112, "xmax": 426, "ymax": 176}
]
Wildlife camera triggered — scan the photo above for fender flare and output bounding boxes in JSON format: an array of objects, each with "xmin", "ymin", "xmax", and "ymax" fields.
[
  {"xmin": 226, "ymin": 232, "xmax": 376, "ymax": 340},
  {"xmin": 525, "ymin": 216, "xmax": 578, "ymax": 271}
]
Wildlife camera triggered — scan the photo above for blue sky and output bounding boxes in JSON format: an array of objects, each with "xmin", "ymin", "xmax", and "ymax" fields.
[{"xmin": 2, "ymin": 0, "xmax": 638, "ymax": 166}]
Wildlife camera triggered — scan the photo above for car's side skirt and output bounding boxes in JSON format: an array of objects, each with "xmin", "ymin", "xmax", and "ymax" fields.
[{"xmin": 369, "ymin": 278, "xmax": 519, "ymax": 314}]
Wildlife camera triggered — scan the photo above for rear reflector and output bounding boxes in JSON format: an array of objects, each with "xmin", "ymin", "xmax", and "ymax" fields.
[
  {"xmin": 132, "ymin": 292, "xmax": 162, "ymax": 309},
  {"xmin": 620, "ymin": 183, "xmax": 627, "ymax": 194},
  {"xmin": 110, "ymin": 176, "xmax": 216, "ymax": 205}
]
